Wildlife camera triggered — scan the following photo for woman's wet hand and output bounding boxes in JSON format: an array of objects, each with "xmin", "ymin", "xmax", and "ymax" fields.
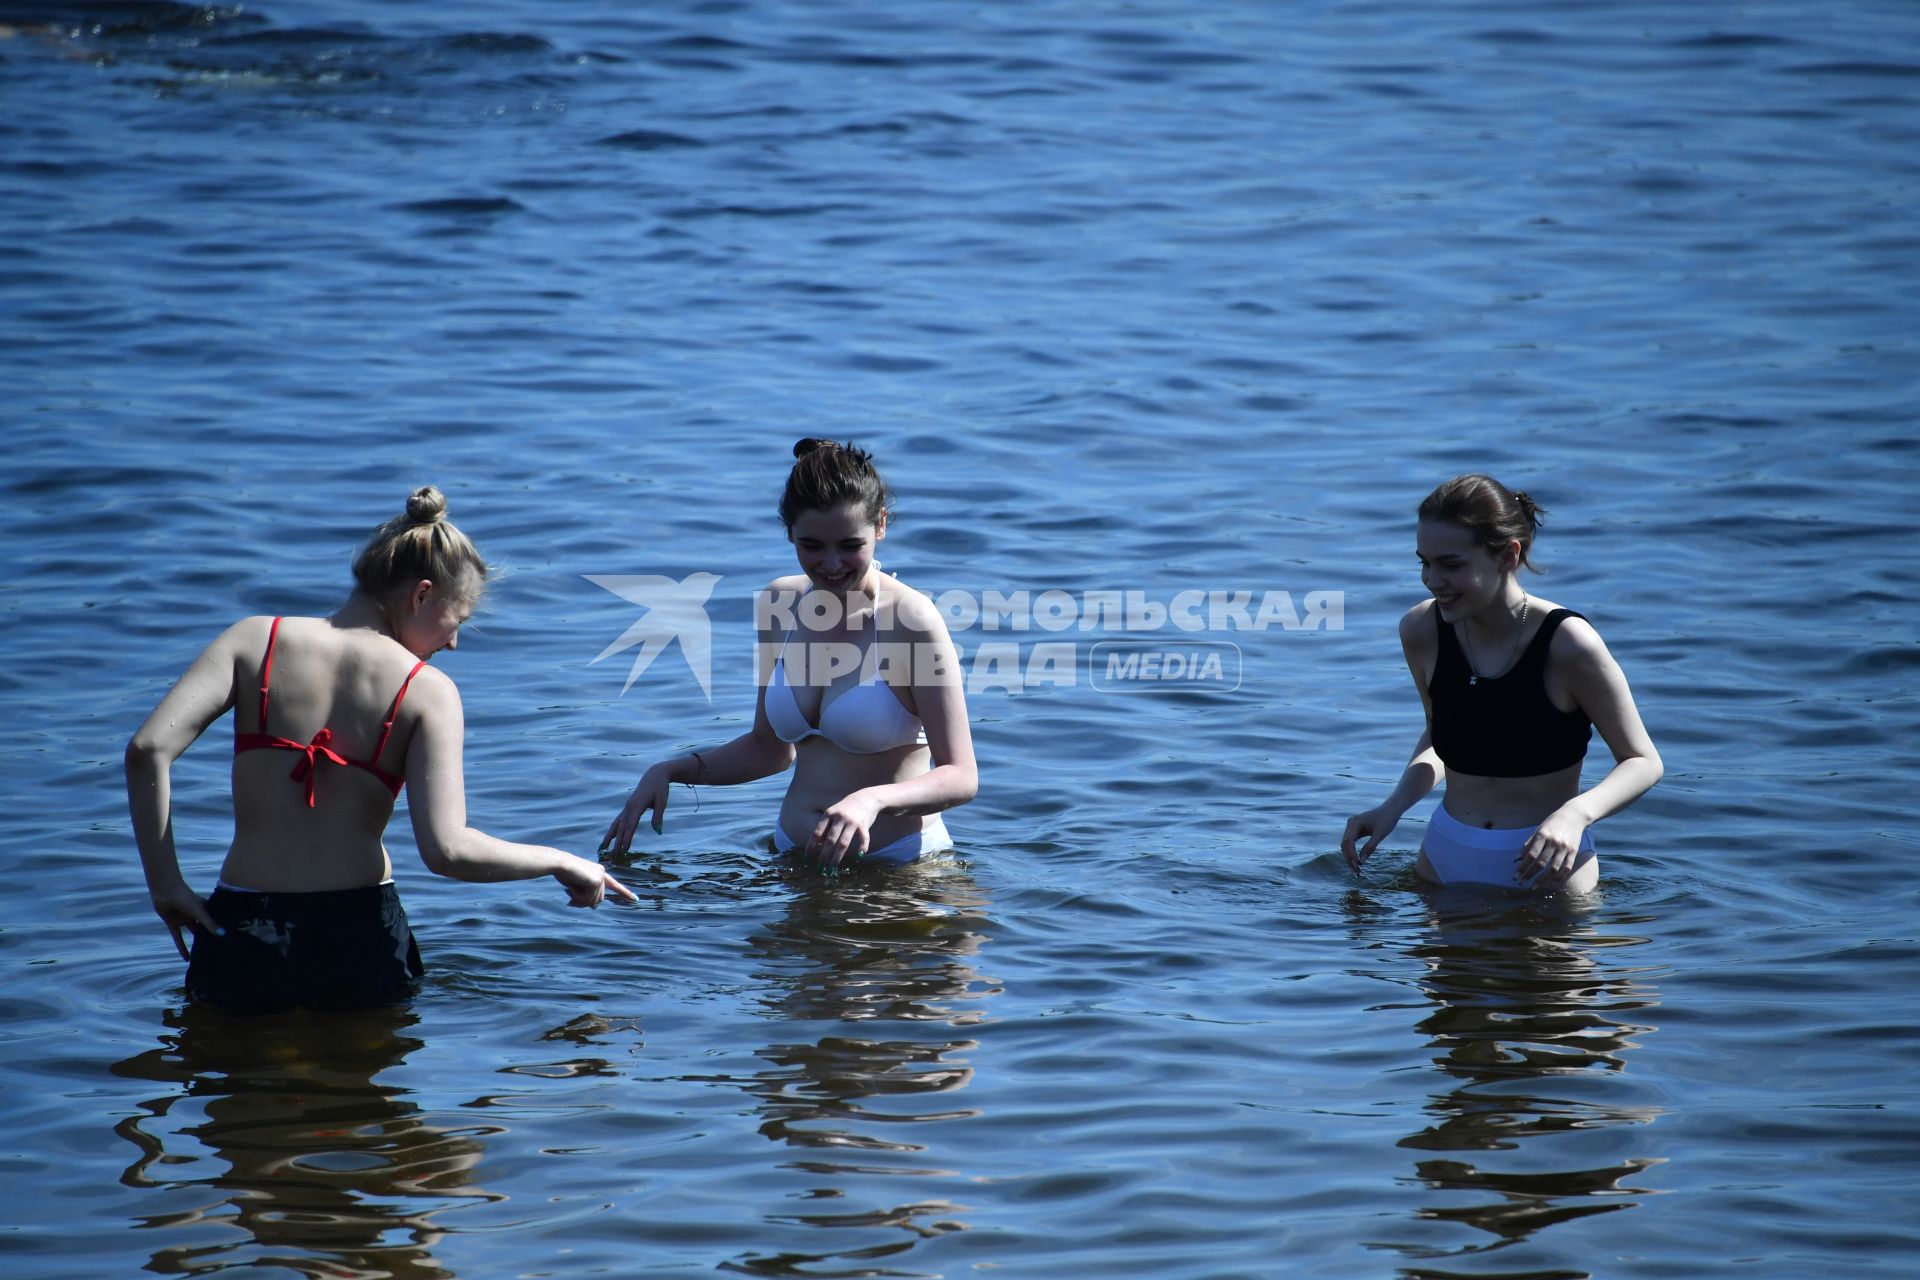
[
  {"xmin": 1341, "ymin": 807, "xmax": 1398, "ymax": 875},
  {"xmin": 1518, "ymin": 807, "xmax": 1588, "ymax": 885},
  {"xmin": 808, "ymin": 792, "xmax": 882, "ymax": 869},
  {"xmin": 602, "ymin": 765, "xmax": 671, "ymax": 854},
  {"xmin": 558, "ymin": 854, "xmax": 639, "ymax": 907}
]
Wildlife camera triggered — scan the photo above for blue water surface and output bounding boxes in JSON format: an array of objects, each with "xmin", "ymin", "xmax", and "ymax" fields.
[{"xmin": 2, "ymin": 1, "xmax": 1917, "ymax": 1276}]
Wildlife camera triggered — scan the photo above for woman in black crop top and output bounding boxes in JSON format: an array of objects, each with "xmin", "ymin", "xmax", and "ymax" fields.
[{"xmin": 1340, "ymin": 475, "xmax": 1662, "ymax": 891}]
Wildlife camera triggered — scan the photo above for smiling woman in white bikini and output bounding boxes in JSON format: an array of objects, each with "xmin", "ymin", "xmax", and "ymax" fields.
[
  {"xmin": 1341, "ymin": 475, "xmax": 1662, "ymax": 892},
  {"xmin": 604, "ymin": 439, "xmax": 977, "ymax": 870}
]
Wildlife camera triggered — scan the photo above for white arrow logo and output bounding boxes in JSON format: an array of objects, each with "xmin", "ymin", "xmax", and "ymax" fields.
[{"xmin": 584, "ymin": 572, "xmax": 723, "ymax": 701}]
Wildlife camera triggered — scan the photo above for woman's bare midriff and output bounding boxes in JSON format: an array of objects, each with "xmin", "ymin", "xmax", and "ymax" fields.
[
  {"xmin": 1435, "ymin": 761, "xmax": 1583, "ymax": 829},
  {"xmin": 1414, "ymin": 760, "xmax": 1594, "ymax": 889},
  {"xmin": 778, "ymin": 738, "xmax": 933, "ymax": 851}
]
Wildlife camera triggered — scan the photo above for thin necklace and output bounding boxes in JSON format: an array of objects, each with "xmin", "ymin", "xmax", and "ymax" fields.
[{"xmin": 1464, "ymin": 594, "xmax": 1529, "ymax": 686}]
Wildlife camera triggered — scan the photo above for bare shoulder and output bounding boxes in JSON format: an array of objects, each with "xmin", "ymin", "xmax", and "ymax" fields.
[
  {"xmin": 394, "ymin": 663, "xmax": 461, "ymax": 735},
  {"xmin": 404, "ymin": 661, "xmax": 460, "ymax": 706},
  {"xmin": 198, "ymin": 615, "xmax": 277, "ymax": 670},
  {"xmin": 1547, "ymin": 608, "xmax": 1614, "ymax": 668},
  {"xmin": 1398, "ymin": 598, "xmax": 1437, "ymax": 648},
  {"xmin": 222, "ymin": 613, "xmax": 277, "ymax": 647},
  {"xmin": 167, "ymin": 615, "xmax": 270, "ymax": 683},
  {"xmin": 882, "ymin": 577, "xmax": 946, "ymax": 637}
]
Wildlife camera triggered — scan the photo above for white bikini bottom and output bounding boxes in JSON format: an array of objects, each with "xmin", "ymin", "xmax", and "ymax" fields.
[
  {"xmin": 1422, "ymin": 804, "xmax": 1595, "ymax": 889},
  {"xmin": 774, "ymin": 816, "xmax": 954, "ymax": 867}
]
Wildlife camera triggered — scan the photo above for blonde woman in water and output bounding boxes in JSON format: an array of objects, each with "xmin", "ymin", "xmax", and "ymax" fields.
[{"xmin": 129, "ymin": 486, "xmax": 633, "ymax": 1013}]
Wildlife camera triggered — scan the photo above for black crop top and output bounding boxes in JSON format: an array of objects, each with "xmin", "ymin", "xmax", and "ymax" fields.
[{"xmin": 1428, "ymin": 607, "xmax": 1592, "ymax": 778}]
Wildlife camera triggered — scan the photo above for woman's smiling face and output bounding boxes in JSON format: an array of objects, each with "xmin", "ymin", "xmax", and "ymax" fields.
[
  {"xmin": 789, "ymin": 503, "xmax": 886, "ymax": 597},
  {"xmin": 1417, "ymin": 518, "xmax": 1514, "ymax": 622}
]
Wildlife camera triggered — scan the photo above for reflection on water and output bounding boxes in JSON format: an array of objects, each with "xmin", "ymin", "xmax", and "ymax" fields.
[
  {"xmin": 484, "ymin": 1013, "xmax": 644, "ymax": 1087},
  {"xmin": 705, "ymin": 861, "xmax": 997, "ymax": 1277},
  {"xmin": 751, "ymin": 858, "xmax": 999, "ymax": 1027},
  {"xmin": 1380, "ymin": 894, "xmax": 1665, "ymax": 1279},
  {"xmin": 112, "ymin": 1004, "xmax": 497, "ymax": 1280}
]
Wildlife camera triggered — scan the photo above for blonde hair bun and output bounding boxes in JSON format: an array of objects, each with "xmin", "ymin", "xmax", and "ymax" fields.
[
  {"xmin": 405, "ymin": 485, "xmax": 449, "ymax": 525},
  {"xmin": 352, "ymin": 483, "xmax": 486, "ymax": 600}
]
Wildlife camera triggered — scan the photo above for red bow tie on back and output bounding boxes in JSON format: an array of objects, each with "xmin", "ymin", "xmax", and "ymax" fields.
[{"xmin": 286, "ymin": 728, "xmax": 352, "ymax": 808}]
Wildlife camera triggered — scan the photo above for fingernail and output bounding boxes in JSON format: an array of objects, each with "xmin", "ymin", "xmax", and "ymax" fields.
[{"xmin": 216, "ymin": 927, "xmax": 228, "ymax": 937}]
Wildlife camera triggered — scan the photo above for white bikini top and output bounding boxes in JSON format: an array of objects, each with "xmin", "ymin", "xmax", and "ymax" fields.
[{"xmin": 764, "ymin": 598, "xmax": 927, "ymax": 755}]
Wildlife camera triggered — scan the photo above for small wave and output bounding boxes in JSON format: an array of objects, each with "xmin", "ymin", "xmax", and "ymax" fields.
[
  {"xmin": 1473, "ymin": 28, "xmax": 1555, "ymax": 45},
  {"xmin": 436, "ymin": 32, "xmax": 551, "ymax": 55},
  {"xmin": 664, "ymin": 201, "xmax": 866, "ymax": 220},
  {"xmin": 1240, "ymin": 394, "xmax": 1308, "ymax": 412},
  {"xmin": 1784, "ymin": 61, "xmax": 1920, "ymax": 79},
  {"xmin": 1626, "ymin": 170, "xmax": 1704, "ymax": 193},
  {"xmin": 596, "ymin": 129, "xmax": 705, "ymax": 150},
  {"xmin": 391, "ymin": 196, "xmax": 526, "ymax": 216},
  {"xmin": 0, "ymin": 1, "xmax": 258, "ymax": 38},
  {"xmin": 643, "ymin": 34, "xmax": 755, "ymax": 52},
  {"xmin": 203, "ymin": 26, "xmax": 391, "ymax": 48},
  {"xmin": 843, "ymin": 353, "xmax": 941, "ymax": 373},
  {"xmin": 1675, "ymin": 32, "xmax": 1796, "ymax": 49}
]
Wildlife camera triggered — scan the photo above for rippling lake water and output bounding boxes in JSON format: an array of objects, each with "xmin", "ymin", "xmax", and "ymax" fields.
[{"xmin": 3, "ymin": 1, "xmax": 1918, "ymax": 1276}]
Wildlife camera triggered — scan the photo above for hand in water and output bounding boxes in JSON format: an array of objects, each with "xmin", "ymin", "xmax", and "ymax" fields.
[
  {"xmin": 809, "ymin": 792, "xmax": 882, "ymax": 870},
  {"xmin": 1340, "ymin": 806, "xmax": 1400, "ymax": 875}
]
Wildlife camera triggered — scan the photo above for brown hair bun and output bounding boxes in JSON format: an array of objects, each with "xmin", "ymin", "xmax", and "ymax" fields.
[
  {"xmin": 778, "ymin": 439, "xmax": 889, "ymax": 528},
  {"xmin": 1418, "ymin": 474, "xmax": 1549, "ymax": 573}
]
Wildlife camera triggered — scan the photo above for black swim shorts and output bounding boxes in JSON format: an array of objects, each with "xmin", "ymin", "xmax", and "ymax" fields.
[{"xmin": 185, "ymin": 882, "xmax": 425, "ymax": 1015}]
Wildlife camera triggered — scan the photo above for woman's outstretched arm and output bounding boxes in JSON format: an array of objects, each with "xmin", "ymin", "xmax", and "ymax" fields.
[
  {"xmin": 1341, "ymin": 602, "xmax": 1445, "ymax": 873},
  {"xmin": 405, "ymin": 667, "xmax": 634, "ymax": 906},
  {"xmin": 601, "ymin": 585, "xmax": 800, "ymax": 852}
]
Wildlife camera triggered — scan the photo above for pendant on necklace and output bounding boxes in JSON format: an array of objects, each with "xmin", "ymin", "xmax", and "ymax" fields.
[{"xmin": 1469, "ymin": 675, "xmax": 1478, "ymax": 686}]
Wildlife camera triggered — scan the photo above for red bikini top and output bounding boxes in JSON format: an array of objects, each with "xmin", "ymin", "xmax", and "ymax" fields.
[{"xmin": 232, "ymin": 617, "xmax": 425, "ymax": 807}]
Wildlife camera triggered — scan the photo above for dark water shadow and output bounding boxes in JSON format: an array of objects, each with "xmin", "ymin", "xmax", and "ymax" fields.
[
  {"xmin": 111, "ymin": 1002, "xmax": 498, "ymax": 1279},
  {"xmin": 1363, "ymin": 891, "xmax": 1666, "ymax": 1279},
  {"xmin": 701, "ymin": 856, "xmax": 1000, "ymax": 1278}
]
